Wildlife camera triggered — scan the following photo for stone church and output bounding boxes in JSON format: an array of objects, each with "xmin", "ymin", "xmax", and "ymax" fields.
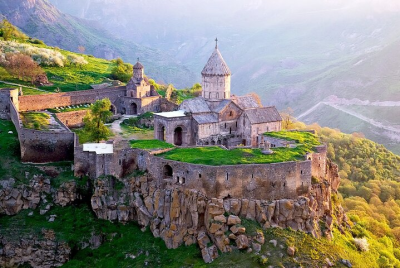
[{"xmin": 154, "ymin": 42, "xmax": 282, "ymax": 148}]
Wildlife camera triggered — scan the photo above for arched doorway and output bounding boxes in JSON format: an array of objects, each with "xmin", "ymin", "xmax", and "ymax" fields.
[
  {"xmin": 174, "ymin": 127, "xmax": 183, "ymax": 146},
  {"xmin": 121, "ymin": 107, "xmax": 126, "ymax": 114},
  {"xmin": 110, "ymin": 104, "xmax": 117, "ymax": 115},
  {"xmin": 163, "ymin": 165, "xmax": 173, "ymax": 178},
  {"xmin": 131, "ymin": 103, "xmax": 138, "ymax": 114},
  {"xmin": 158, "ymin": 125, "xmax": 165, "ymax": 141}
]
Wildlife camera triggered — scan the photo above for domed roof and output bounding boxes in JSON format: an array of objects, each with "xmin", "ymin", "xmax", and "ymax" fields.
[
  {"xmin": 133, "ymin": 61, "xmax": 144, "ymax": 69},
  {"xmin": 201, "ymin": 48, "xmax": 231, "ymax": 76}
]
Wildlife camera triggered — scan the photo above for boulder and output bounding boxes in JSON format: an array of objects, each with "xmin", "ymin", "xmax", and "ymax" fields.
[
  {"xmin": 227, "ymin": 215, "xmax": 241, "ymax": 225},
  {"xmin": 236, "ymin": 235, "xmax": 249, "ymax": 249},
  {"xmin": 287, "ymin": 246, "xmax": 295, "ymax": 256}
]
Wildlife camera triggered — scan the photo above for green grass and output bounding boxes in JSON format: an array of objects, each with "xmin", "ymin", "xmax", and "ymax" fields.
[
  {"xmin": 130, "ymin": 139, "xmax": 174, "ymax": 150},
  {"xmin": 20, "ymin": 112, "xmax": 50, "ymax": 130},
  {"xmin": 0, "ymin": 41, "xmax": 118, "ymax": 93},
  {"xmin": 264, "ymin": 131, "xmax": 320, "ymax": 148},
  {"xmin": 158, "ymin": 146, "xmax": 313, "ymax": 166},
  {"xmin": 72, "ymin": 127, "xmax": 92, "ymax": 144},
  {"xmin": 0, "ymin": 120, "xmax": 72, "ymax": 185},
  {"xmin": 0, "ymin": 203, "xmax": 204, "ymax": 268}
]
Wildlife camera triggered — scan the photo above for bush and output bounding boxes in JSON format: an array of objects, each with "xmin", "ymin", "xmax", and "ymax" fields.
[
  {"xmin": 67, "ymin": 54, "xmax": 88, "ymax": 66},
  {"xmin": 353, "ymin": 238, "xmax": 369, "ymax": 252}
]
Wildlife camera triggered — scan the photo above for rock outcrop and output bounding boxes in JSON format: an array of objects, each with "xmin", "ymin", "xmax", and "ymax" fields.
[
  {"xmin": 0, "ymin": 230, "xmax": 70, "ymax": 268},
  {"xmin": 0, "ymin": 176, "xmax": 81, "ymax": 216},
  {"xmin": 91, "ymin": 160, "xmax": 343, "ymax": 263}
]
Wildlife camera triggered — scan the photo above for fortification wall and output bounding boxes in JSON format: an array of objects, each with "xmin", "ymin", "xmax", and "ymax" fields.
[
  {"xmin": 10, "ymin": 102, "xmax": 75, "ymax": 163},
  {"xmin": 18, "ymin": 87, "xmax": 126, "ymax": 112},
  {"xmin": 75, "ymin": 144, "xmax": 312, "ymax": 200},
  {"xmin": 56, "ymin": 110, "xmax": 88, "ymax": 128},
  {"xmin": 143, "ymin": 153, "xmax": 311, "ymax": 200}
]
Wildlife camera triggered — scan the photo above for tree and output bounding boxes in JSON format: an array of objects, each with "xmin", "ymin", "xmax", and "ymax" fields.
[
  {"xmin": 2, "ymin": 53, "xmax": 44, "ymax": 84},
  {"xmin": 110, "ymin": 58, "xmax": 132, "ymax": 82},
  {"xmin": 0, "ymin": 19, "xmax": 27, "ymax": 41},
  {"xmin": 82, "ymin": 98, "xmax": 113, "ymax": 142},
  {"xmin": 280, "ymin": 107, "xmax": 295, "ymax": 130}
]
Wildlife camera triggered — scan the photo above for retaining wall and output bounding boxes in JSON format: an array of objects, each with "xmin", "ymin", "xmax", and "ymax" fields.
[{"xmin": 10, "ymin": 102, "xmax": 75, "ymax": 163}]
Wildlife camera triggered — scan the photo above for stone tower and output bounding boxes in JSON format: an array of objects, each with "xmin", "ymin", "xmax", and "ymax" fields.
[
  {"xmin": 133, "ymin": 59, "xmax": 144, "ymax": 83},
  {"xmin": 201, "ymin": 39, "xmax": 231, "ymax": 101},
  {"xmin": 126, "ymin": 59, "xmax": 151, "ymax": 98}
]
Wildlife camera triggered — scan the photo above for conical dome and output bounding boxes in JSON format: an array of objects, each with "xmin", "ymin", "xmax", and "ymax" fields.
[
  {"xmin": 201, "ymin": 48, "xmax": 231, "ymax": 76},
  {"xmin": 133, "ymin": 61, "xmax": 144, "ymax": 69}
]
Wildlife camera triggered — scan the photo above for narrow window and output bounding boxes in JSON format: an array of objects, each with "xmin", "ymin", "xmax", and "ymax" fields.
[
  {"xmin": 177, "ymin": 176, "xmax": 180, "ymax": 183},
  {"xmin": 229, "ymin": 127, "xmax": 232, "ymax": 134},
  {"xmin": 251, "ymin": 174, "xmax": 254, "ymax": 179},
  {"xmin": 236, "ymin": 122, "xmax": 238, "ymax": 128},
  {"xmin": 119, "ymin": 159, "xmax": 122, "ymax": 165},
  {"xmin": 283, "ymin": 182, "xmax": 286, "ymax": 187},
  {"xmin": 199, "ymin": 174, "xmax": 202, "ymax": 178},
  {"xmin": 229, "ymin": 111, "xmax": 233, "ymax": 116},
  {"xmin": 225, "ymin": 123, "xmax": 227, "ymax": 128},
  {"xmin": 226, "ymin": 173, "xmax": 229, "ymax": 181},
  {"xmin": 301, "ymin": 170, "xmax": 303, "ymax": 174}
]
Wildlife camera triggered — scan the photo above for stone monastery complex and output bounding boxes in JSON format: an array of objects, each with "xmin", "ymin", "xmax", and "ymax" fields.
[
  {"xmin": 154, "ymin": 43, "xmax": 282, "ymax": 148},
  {"xmin": 0, "ymin": 42, "xmax": 332, "ymax": 203},
  {"xmin": 0, "ymin": 42, "xmax": 342, "ymax": 262}
]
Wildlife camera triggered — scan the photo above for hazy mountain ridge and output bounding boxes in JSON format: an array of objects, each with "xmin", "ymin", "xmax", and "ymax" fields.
[{"xmin": 0, "ymin": 0, "xmax": 195, "ymax": 87}]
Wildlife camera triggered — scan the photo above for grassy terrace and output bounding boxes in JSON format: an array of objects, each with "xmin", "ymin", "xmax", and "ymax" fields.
[
  {"xmin": 20, "ymin": 112, "xmax": 50, "ymax": 130},
  {"xmin": 156, "ymin": 131, "xmax": 320, "ymax": 166},
  {"xmin": 130, "ymin": 139, "xmax": 175, "ymax": 150}
]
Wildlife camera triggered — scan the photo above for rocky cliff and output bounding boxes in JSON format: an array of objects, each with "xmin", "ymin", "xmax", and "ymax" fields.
[{"xmin": 91, "ymin": 159, "xmax": 345, "ymax": 263}]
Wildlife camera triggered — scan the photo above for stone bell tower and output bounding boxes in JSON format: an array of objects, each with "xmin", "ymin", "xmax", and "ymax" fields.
[{"xmin": 201, "ymin": 38, "xmax": 231, "ymax": 101}]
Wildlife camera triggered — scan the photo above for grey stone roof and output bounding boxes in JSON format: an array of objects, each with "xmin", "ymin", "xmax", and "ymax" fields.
[
  {"xmin": 201, "ymin": 48, "xmax": 231, "ymax": 76},
  {"xmin": 193, "ymin": 113, "xmax": 219, "ymax": 124},
  {"xmin": 231, "ymin": 95, "xmax": 261, "ymax": 110},
  {"xmin": 179, "ymin": 97, "xmax": 211, "ymax": 113},
  {"xmin": 245, "ymin": 107, "xmax": 282, "ymax": 124},
  {"xmin": 212, "ymin": 99, "xmax": 232, "ymax": 113},
  {"xmin": 133, "ymin": 61, "xmax": 144, "ymax": 69}
]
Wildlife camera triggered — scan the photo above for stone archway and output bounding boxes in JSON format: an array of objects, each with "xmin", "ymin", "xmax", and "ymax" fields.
[
  {"xmin": 131, "ymin": 103, "xmax": 138, "ymax": 114},
  {"xmin": 110, "ymin": 104, "xmax": 117, "ymax": 115},
  {"xmin": 174, "ymin": 127, "xmax": 183, "ymax": 146},
  {"xmin": 158, "ymin": 125, "xmax": 166, "ymax": 141},
  {"xmin": 163, "ymin": 165, "xmax": 173, "ymax": 178}
]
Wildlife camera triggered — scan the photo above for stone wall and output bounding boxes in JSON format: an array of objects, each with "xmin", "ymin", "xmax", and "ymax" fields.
[
  {"xmin": 10, "ymin": 102, "xmax": 75, "ymax": 163},
  {"xmin": 90, "ymin": 159, "xmax": 343, "ymax": 262},
  {"xmin": 0, "ymin": 88, "xmax": 19, "ymax": 120},
  {"xmin": 141, "ymin": 152, "xmax": 311, "ymax": 201},
  {"xmin": 18, "ymin": 87, "xmax": 126, "ymax": 112},
  {"xmin": 56, "ymin": 110, "xmax": 88, "ymax": 128},
  {"xmin": 74, "ymin": 144, "xmax": 322, "ymax": 201}
]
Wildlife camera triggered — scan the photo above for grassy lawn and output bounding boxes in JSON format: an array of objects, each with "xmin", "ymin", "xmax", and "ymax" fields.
[
  {"xmin": 130, "ymin": 139, "xmax": 174, "ymax": 150},
  {"xmin": 264, "ymin": 131, "xmax": 320, "ymax": 148},
  {"xmin": 20, "ymin": 112, "xmax": 50, "ymax": 130},
  {"xmin": 158, "ymin": 146, "xmax": 313, "ymax": 166}
]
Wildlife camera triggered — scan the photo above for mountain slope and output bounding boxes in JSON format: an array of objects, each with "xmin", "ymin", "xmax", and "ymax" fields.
[{"xmin": 0, "ymin": 0, "xmax": 195, "ymax": 87}]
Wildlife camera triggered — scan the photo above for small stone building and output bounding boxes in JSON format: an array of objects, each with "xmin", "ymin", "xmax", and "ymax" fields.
[
  {"xmin": 154, "ymin": 43, "xmax": 282, "ymax": 147},
  {"xmin": 119, "ymin": 60, "xmax": 162, "ymax": 115}
]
